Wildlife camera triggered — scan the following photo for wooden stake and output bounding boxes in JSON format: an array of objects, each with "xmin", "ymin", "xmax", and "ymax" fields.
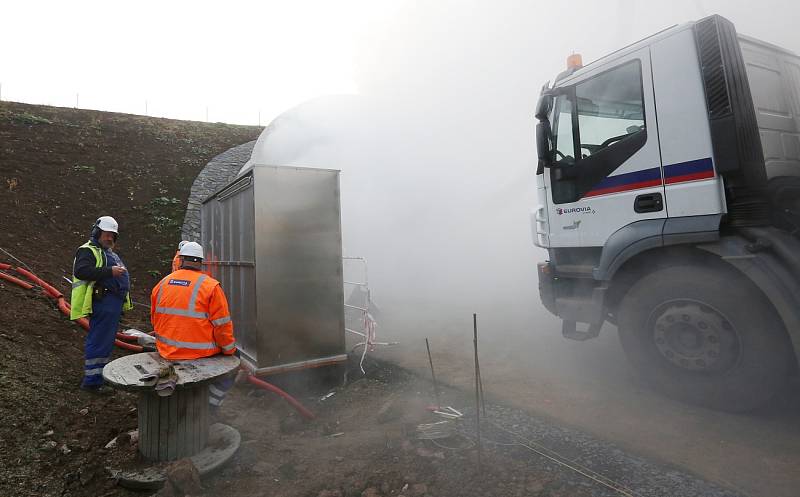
[{"xmin": 425, "ymin": 338, "xmax": 442, "ymax": 409}]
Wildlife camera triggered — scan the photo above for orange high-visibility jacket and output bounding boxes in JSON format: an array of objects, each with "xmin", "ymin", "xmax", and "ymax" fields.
[
  {"xmin": 150, "ymin": 268, "xmax": 237, "ymax": 360},
  {"xmin": 171, "ymin": 251, "xmax": 181, "ymax": 273}
]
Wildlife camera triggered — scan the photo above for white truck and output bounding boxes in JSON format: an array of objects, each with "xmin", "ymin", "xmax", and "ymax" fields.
[{"xmin": 533, "ymin": 15, "xmax": 800, "ymax": 411}]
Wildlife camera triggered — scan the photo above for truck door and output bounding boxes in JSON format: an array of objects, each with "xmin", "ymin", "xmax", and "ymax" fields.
[{"xmin": 544, "ymin": 48, "xmax": 665, "ymax": 248}]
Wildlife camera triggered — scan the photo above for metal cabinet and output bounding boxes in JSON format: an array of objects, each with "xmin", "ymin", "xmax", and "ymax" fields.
[{"xmin": 201, "ymin": 165, "xmax": 346, "ymax": 374}]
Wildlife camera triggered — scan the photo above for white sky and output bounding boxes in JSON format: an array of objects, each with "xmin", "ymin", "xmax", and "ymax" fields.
[
  {"xmin": 1, "ymin": 0, "xmax": 798, "ymax": 126},
  {"xmin": 0, "ymin": 0, "xmax": 395, "ymax": 124}
]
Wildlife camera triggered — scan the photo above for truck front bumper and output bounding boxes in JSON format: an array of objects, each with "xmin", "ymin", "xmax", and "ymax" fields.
[
  {"xmin": 537, "ymin": 261, "xmax": 606, "ymax": 328},
  {"xmin": 537, "ymin": 262, "xmax": 558, "ymax": 315}
]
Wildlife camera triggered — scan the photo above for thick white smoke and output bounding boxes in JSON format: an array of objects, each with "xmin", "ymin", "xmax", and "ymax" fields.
[
  {"xmin": 243, "ymin": 0, "xmax": 800, "ymax": 343},
  {"xmin": 246, "ymin": 92, "xmax": 543, "ymax": 338}
]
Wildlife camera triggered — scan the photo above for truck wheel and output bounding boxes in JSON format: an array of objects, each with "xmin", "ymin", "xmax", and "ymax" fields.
[
  {"xmin": 617, "ymin": 265, "xmax": 792, "ymax": 412},
  {"xmin": 768, "ymin": 176, "xmax": 800, "ymax": 231}
]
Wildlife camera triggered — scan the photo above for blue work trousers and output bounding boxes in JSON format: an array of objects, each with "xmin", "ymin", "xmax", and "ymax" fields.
[
  {"xmin": 81, "ymin": 293, "xmax": 123, "ymax": 387},
  {"xmin": 209, "ymin": 376, "xmax": 235, "ymax": 408}
]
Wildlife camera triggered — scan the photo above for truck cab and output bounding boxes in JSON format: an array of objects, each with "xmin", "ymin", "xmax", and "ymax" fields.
[{"xmin": 533, "ymin": 15, "xmax": 800, "ymax": 411}]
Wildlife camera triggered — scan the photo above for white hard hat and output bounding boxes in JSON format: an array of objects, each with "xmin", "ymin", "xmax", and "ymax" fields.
[
  {"xmin": 95, "ymin": 216, "xmax": 119, "ymax": 234},
  {"xmin": 179, "ymin": 241, "xmax": 204, "ymax": 259},
  {"xmin": 178, "ymin": 240, "xmax": 190, "ymax": 250}
]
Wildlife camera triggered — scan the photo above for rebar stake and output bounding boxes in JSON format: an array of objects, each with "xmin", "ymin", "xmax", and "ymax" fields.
[
  {"xmin": 478, "ymin": 354, "xmax": 486, "ymax": 417},
  {"xmin": 472, "ymin": 315, "xmax": 486, "ymax": 416},
  {"xmin": 425, "ymin": 338, "xmax": 442, "ymax": 409},
  {"xmin": 473, "ymin": 313, "xmax": 482, "ymax": 471}
]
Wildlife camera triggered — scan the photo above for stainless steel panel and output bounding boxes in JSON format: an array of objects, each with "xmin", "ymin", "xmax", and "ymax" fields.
[
  {"xmin": 253, "ymin": 166, "xmax": 345, "ymax": 366},
  {"xmin": 201, "ymin": 165, "xmax": 345, "ymax": 370},
  {"xmin": 201, "ymin": 175, "xmax": 258, "ymax": 364}
]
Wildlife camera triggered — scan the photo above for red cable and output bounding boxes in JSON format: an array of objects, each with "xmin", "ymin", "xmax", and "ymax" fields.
[
  {"xmin": 55, "ymin": 290, "xmax": 138, "ymax": 340},
  {"xmin": 115, "ymin": 339, "xmax": 143, "ymax": 351},
  {"xmin": 14, "ymin": 267, "xmax": 62, "ymax": 298},
  {"xmin": 2, "ymin": 263, "xmax": 143, "ymax": 352},
  {"xmin": 0, "ymin": 272, "xmax": 34, "ymax": 289},
  {"xmin": 57, "ymin": 297, "xmax": 89, "ymax": 330},
  {"xmin": 247, "ymin": 375, "xmax": 316, "ymax": 420},
  {"xmin": 57, "ymin": 296, "xmax": 72, "ymax": 317},
  {"xmin": 57, "ymin": 296, "xmax": 142, "ymax": 350}
]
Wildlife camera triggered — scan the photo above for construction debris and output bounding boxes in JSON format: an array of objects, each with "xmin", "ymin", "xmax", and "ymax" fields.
[
  {"xmin": 104, "ymin": 430, "xmax": 139, "ymax": 449},
  {"xmin": 417, "ymin": 420, "xmax": 456, "ymax": 440}
]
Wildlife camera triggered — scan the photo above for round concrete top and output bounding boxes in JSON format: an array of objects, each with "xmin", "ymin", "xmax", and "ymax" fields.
[{"xmin": 103, "ymin": 352, "xmax": 240, "ymax": 392}]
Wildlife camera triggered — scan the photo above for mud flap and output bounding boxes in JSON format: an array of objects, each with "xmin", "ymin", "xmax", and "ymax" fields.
[{"xmin": 555, "ymin": 286, "xmax": 606, "ymax": 341}]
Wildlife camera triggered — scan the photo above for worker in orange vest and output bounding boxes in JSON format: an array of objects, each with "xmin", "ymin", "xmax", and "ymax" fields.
[
  {"xmin": 171, "ymin": 240, "xmax": 189, "ymax": 273},
  {"xmin": 151, "ymin": 241, "xmax": 237, "ymax": 411}
]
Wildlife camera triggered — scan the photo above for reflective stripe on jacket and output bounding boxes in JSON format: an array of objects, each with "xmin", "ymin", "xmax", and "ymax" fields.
[
  {"xmin": 150, "ymin": 268, "xmax": 236, "ymax": 360},
  {"xmin": 71, "ymin": 241, "xmax": 132, "ymax": 320}
]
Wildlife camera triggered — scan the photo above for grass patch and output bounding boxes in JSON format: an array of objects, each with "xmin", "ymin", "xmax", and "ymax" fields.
[
  {"xmin": 72, "ymin": 164, "xmax": 96, "ymax": 173},
  {"xmin": 13, "ymin": 112, "xmax": 53, "ymax": 125}
]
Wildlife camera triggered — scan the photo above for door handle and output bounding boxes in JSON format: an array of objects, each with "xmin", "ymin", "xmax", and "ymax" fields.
[{"xmin": 634, "ymin": 193, "xmax": 663, "ymax": 213}]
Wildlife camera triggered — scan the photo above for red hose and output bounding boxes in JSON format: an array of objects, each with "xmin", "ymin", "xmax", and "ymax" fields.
[
  {"xmin": 115, "ymin": 339, "xmax": 143, "ymax": 351},
  {"xmin": 2, "ymin": 263, "xmax": 143, "ymax": 352},
  {"xmin": 0, "ymin": 272, "xmax": 34, "ymax": 289},
  {"xmin": 57, "ymin": 296, "xmax": 69, "ymax": 311},
  {"xmin": 56, "ymin": 292, "xmax": 138, "ymax": 340},
  {"xmin": 57, "ymin": 297, "xmax": 73, "ymax": 318},
  {"xmin": 247, "ymin": 375, "xmax": 316, "ymax": 420},
  {"xmin": 15, "ymin": 267, "xmax": 62, "ymax": 298},
  {"xmin": 56, "ymin": 297, "xmax": 88, "ymax": 330}
]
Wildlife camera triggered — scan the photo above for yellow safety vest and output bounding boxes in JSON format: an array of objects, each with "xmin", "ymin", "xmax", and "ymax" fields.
[{"xmin": 70, "ymin": 241, "xmax": 132, "ymax": 320}]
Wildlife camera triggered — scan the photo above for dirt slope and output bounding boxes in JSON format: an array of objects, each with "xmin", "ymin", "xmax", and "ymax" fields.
[{"xmin": 0, "ymin": 101, "xmax": 261, "ymax": 496}]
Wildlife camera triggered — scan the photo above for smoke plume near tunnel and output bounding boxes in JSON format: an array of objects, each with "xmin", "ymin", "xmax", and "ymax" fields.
[
  {"xmin": 245, "ymin": 91, "xmax": 543, "ymax": 341},
  {"xmin": 242, "ymin": 0, "xmax": 799, "ymax": 343}
]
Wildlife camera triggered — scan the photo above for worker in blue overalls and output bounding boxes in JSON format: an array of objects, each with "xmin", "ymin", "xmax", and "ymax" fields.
[{"xmin": 70, "ymin": 216, "xmax": 133, "ymax": 394}]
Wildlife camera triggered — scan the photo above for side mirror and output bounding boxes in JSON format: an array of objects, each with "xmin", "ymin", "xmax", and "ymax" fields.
[
  {"xmin": 535, "ymin": 94, "xmax": 553, "ymax": 121},
  {"xmin": 536, "ymin": 121, "xmax": 553, "ymax": 170}
]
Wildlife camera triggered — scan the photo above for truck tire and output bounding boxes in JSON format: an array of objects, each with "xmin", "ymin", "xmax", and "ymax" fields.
[
  {"xmin": 768, "ymin": 176, "xmax": 800, "ymax": 231},
  {"xmin": 617, "ymin": 264, "xmax": 792, "ymax": 412}
]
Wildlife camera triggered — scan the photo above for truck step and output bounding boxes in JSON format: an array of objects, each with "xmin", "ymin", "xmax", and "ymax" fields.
[{"xmin": 562, "ymin": 320, "xmax": 601, "ymax": 341}]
